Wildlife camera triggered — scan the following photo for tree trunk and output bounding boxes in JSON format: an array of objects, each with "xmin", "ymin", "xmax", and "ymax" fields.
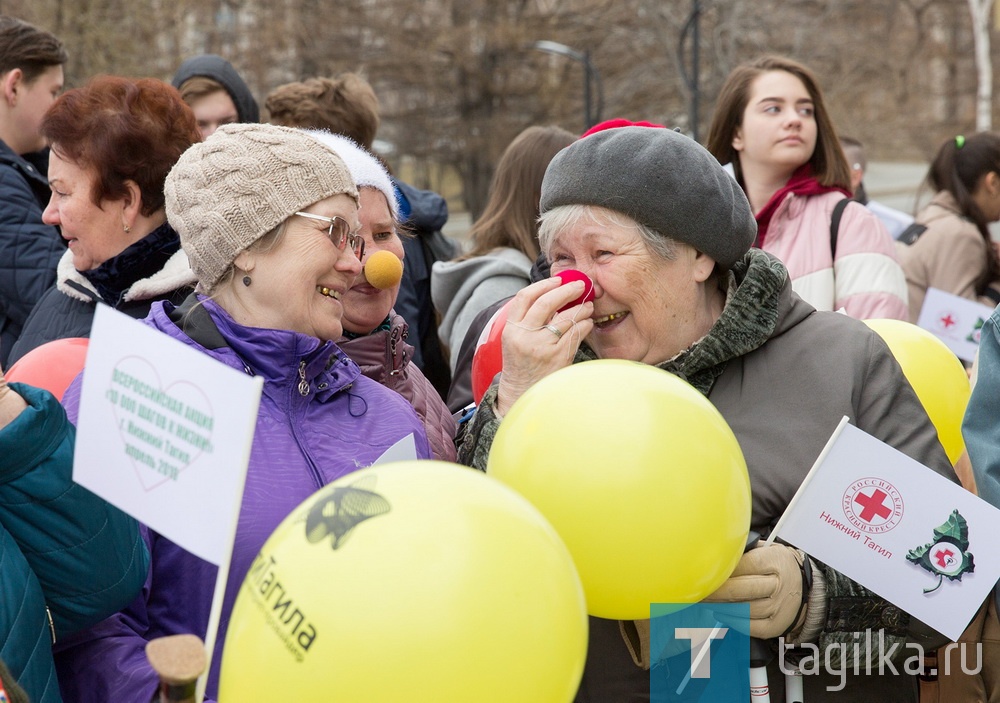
[{"xmin": 968, "ymin": 0, "xmax": 994, "ymax": 131}]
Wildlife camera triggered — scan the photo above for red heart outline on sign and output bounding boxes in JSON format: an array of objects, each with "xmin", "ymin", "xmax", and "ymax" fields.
[{"xmin": 109, "ymin": 355, "xmax": 215, "ymax": 492}]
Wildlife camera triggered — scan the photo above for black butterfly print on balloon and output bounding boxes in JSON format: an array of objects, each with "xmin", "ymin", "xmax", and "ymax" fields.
[{"xmin": 304, "ymin": 474, "xmax": 391, "ymax": 550}]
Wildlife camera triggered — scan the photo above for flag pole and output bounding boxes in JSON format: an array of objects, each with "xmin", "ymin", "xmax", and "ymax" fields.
[
  {"xmin": 757, "ymin": 417, "xmax": 849, "ymax": 703},
  {"xmin": 194, "ymin": 555, "xmax": 234, "ymax": 702},
  {"xmin": 765, "ymin": 415, "xmax": 850, "ymax": 546},
  {"xmin": 195, "ymin": 377, "xmax": 261, "ymax": 702}
]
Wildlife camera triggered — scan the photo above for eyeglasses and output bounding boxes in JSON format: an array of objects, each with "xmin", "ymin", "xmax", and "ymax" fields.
[{"xmin": 294, "ymin": 211, "xmax": 365, "ymax": 260}]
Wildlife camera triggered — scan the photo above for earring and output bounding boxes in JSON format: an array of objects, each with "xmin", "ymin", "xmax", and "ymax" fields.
[
  {"xmin": 243, "ymin": 275, "xmax": 252, "ymax": 287},
  {"xmin": 123, "ymin": 224, "xmax": 131, "ymax": 234}
]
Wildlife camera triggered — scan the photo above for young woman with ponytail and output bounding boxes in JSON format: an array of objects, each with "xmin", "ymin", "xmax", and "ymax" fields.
[{"xmin": 898, "ymin": 132, "xmax": 1000, "ymax": 321}]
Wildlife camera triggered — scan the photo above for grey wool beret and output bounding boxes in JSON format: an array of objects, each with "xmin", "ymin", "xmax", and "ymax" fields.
[
  {"xmin": 540, "ymin": 126, "xmax": 757, "ymax": 268},
  {"xmin": 165, "ymin": 123, "xmax": 358, "ymax": 290}
]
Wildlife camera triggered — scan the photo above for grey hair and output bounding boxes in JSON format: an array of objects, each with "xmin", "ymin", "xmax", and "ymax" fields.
[
  {"xmin": 186, "ymin": 219, "xmax": 289, "ymax": 329},
  {"xmin": 537, "ymin": 204, "xmax": 679, "ymax": 262},
  {"xmin": 203, "ymin": 220, "xmax": 289, "ymax": 295}
]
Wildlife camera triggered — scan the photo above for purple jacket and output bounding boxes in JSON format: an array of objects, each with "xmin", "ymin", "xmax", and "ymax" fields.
[
  {"xmin": 337, "ymin": 310, "xmax": 457, "ymax": 462},
  {"xmin": 53, "ymin": 296, "xmax": 431, "ymax": 702}
]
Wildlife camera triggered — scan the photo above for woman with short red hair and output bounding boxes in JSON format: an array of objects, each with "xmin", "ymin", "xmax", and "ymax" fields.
[{"xmin": 8, "ymin": 75, "xmax": 201, "ymax": 364}]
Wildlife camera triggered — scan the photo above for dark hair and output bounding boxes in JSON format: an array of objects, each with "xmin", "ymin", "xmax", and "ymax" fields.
[
  {"xmin": 460, "ymin": 125, "xmax": 576, "ymax": 261},
  {"xmin": 41, "ymin": 75, "xmax": 200, "ymax": 216},
  {"xmin": 265, "ymin": 74, "xmax": 379, "ymax": 149},
  {"xmin": 0, "ymin": 15, "xmax": 67, "ymax": 82},
  {"xmin": 705, "ymin": 55, "xmax": 850, "ymax": 190},
  {"xmin": 927, "ymin": 132, "xmax": 1000, "ymax": 293}
]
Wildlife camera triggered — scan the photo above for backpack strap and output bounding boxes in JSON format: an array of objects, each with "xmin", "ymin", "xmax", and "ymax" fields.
[
  {"xmin": 830, "ymin": 198, "xmax": 852, "ymax": 260},
  {"xmin": 897, "ymin": 223, "xmax": 929, "ymax": 246},
  {"xmin": 984, "ymin": 287, "xmax": 1000, "ymax": 306}
]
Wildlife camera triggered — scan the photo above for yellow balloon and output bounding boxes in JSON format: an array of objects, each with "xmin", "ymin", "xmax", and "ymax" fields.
[
  {"xmin": 220, "ymin": 461, "xmax": 588, "ymax": 702},
  {"xmin": 864, "ymin": 318, "xmax": 971, "ymax": 464},
  {"xmin": 487, "ymin": 359, "xmax": 751, "ymax": 620}
]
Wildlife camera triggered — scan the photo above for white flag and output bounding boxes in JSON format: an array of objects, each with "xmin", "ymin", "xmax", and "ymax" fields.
[
  {"xmin": 916, "ymin": 287, "xmax": 995, "ymax": 362},
  {"xmin": 74, "ymin": 305, "xmax": 261, "ymax": 565},
  {"xmin": 770, "ymin": 417, "xmax": 1000, "ymax": 641},
  {"xmin": 372, "ymin": 433, "xmax": 418, "ymax": 465}
]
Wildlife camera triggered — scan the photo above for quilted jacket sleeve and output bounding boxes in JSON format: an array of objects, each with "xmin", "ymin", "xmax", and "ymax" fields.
[
  {"xmin": 832, "ymin": 201, "xmax": 909, "ymax": 320},
  {"xmin": 0, "ymin": 164, "xmax": 64, "ymax": 360},
  {"xmin": 0, "ymin": 383, "xmax": 149, "ymax": 637},
  {"xmin": 53, "ymin": 528, "xmax": 215, "ymax": 703},
  {"xmin": 0, "ymin": 530, "xmax": 61, "ymax": 703}
]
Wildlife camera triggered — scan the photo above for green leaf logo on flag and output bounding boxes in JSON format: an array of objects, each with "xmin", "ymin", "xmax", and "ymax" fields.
[
  {"xmin": 906, "ymin": 509, "xmax": 975, "ymax": 594},
  {"xmin": 967, "ymin": 317, "xmax": 986, "ymax": 345}
]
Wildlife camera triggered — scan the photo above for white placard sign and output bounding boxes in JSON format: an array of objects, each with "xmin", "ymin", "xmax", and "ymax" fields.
[
  {"xmin": 916, "ymin": 287, "xmax": 996, "ymax": 362},
  {"xmin": 74, "ymin": 305, "xmax": 262, "ymax": 565}
]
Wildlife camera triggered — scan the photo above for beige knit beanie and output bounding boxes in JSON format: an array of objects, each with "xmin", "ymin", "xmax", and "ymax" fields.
[{"xmin": 165, "ymin": 123, "xmax": 358, "ymax": 290}]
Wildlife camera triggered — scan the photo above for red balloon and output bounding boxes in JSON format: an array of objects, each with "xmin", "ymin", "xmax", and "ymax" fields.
[
  {"xmin": 471, "ymin": 301, "xmax": 511, "ymax": 406},
  {"xmin": 6, "ymin": 337, "xmax": 89, "ymax": 401},
  {"xmin": 555, "ymin": 269, "xmax": 596, "ymax": 312}
]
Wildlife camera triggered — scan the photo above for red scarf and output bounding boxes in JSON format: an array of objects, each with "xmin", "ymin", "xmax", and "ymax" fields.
[{"xmin": 753, "ymin": 165, "xmax": 852, "ymax": 247}]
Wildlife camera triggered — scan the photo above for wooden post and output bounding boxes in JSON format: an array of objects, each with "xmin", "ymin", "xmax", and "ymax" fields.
[{"xmin": 146, "ymin": 634, "xmax": 207, "ymax": 703}]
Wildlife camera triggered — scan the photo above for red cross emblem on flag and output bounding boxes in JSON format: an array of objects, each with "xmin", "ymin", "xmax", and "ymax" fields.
[
  {"xmin": 933, "ymin": 546, "xmax": 955, "ymax": 569},
  {"xmin": 854, "ymin": 488, "xmax": 893, "ymax": 522},
  {"xmin": 843, "ymin": 478, "xmax": 904, "ymax": 533}
]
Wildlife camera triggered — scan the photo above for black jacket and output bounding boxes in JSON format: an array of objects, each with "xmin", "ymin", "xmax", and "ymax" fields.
[
  {"xmin": 393, "ymin": 179, "xmax": 458, "ymax": 399},
  {"xmin": 8, "ymin": 240, "xmax": 196, "ymax": 366},
  {"xmin": 0, "ymin": 141, "xmax": 65, "ymax": 365}
]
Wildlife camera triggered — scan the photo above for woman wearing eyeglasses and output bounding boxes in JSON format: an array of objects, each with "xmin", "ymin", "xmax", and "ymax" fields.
[
  {"xmin": 8, "ymin": 75, "xmax": 201, "ymax": 365},
  {"xmin": 52, "ymin": 123, "xmax": 432, "ymax": 703}
]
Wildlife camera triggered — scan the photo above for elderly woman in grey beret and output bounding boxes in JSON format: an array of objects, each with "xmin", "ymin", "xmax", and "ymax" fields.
[{"xmin": 456, "ymin": 126, "xmax": 957, "ymax": 701}]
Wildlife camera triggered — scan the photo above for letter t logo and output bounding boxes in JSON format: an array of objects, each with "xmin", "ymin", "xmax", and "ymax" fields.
[{"xmin": 675, "ymin": 626, "xmax": 728, "ymax": 679}]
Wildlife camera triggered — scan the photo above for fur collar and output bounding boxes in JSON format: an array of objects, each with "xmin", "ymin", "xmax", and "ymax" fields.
[{"xmin": 55, "ymin": 247, "xmax": 198, "ymax": 304}]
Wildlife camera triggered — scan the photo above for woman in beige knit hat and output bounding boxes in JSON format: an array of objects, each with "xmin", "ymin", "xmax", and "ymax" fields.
[{"xmin": 53, "ymin": 123, "xmax": 433, "ymax": 702}]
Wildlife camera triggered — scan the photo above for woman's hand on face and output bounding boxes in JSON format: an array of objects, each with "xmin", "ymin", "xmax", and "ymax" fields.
[{"xmin": 495, "ymin": 277, "xmax": 595, "ymax": 416}]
